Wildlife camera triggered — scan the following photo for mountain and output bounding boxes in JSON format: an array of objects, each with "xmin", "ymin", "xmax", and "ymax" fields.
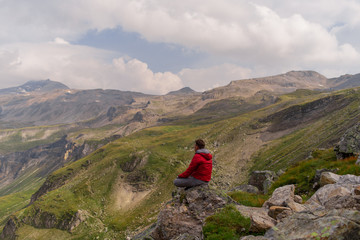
[
  {"xmin": 0, "ymin": 80, "xmax": 69, "ymax": 95},
  {"xmin": 2, "ymin": 86, "xmax": 360, "ymax": 238},
  {"xmin": 327, "ymin": 73, "xmax": 360, "ymax": 91},
  {"xmin": 0, "ymin": 71, "xmax": 360, "ymax": 238},
  {"xmin": 166, "ymin": 87, "xmax": 199, "ymax": 95},
  {"xmin": 202, "ymin": 71, "xmax": 328, "ymax": 100}
]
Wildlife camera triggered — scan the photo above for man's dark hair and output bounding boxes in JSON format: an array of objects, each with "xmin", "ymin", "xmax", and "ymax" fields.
[{"xmin": 195, "ymin": 139, "xmax": 205, "ymax": 149}]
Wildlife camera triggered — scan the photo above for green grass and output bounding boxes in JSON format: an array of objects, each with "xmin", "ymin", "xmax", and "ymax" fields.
[
  {"xmin": 270, "ymin": 149, "xmax": 360, "ymax": 198},
  {"xmin": 227, "ymin": 191, "xmax": 269, "ymax": 207},
  {"xmin": 16, "ymin": 224, "xmax": 72, "ymax": 240},
  {"xmin": 203, "ymin": 205, "xmax": 251, "ymax": 240},
  {"xmin": 0, "ymin": 180, "xmax": 44, "ymax": 229},
  {"xmin": 5, "ymin": 87, "xmax": 360, "ymax": 238},
  {"xmin": 251, "ymin": 91, "xmax": 360, "ymax": 172},
  {"xmin": 12, "ymin": 123, "xmax": 208, "ymax": 238}
]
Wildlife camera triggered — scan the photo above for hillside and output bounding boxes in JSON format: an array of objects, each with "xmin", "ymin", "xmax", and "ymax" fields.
[
  {"xmin": 0, "ymin": 71, "xmax": 360, "ymax": 239},
  {"xmin": 2, "ymin": 86, "xmax": 360, "ymax": 239},
  {"xmin": 0, "ymin": 80, "xmax": 69, "ymax": 95}
]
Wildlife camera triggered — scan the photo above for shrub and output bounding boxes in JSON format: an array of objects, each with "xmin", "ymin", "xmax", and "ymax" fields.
[
  {"xmin": 203, "ymin": 205, "xmax": 251, "ymax": 240},
  {"xmin": 227, "ymin": 191, "xmax": 268, "ymax": 207}
]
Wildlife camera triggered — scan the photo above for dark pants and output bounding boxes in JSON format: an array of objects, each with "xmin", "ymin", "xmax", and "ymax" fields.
[{"xmin": 173, "ymin": 176, "xmax": 209, "ymax": 188}]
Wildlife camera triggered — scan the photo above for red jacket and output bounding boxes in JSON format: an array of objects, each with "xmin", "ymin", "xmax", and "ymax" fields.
[{"xmin": 178, "ymin": 149, "xmax": 212, "ymax": 182}]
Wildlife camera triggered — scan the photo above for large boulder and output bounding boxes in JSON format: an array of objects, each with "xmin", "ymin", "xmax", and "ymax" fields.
[
  {"xmin": 263, "ymin": 185, "xmax": 295, "ymax": 209},
  {"xmin": 235, "ymin": 205, "xmax": 276, "ymax": 233},
  {"xmin": 265, "ymin": 209, "xmax": 360, "ymax": 240},
  {"xmin": 137, "ymin": 185, "xmax": 230, "ymax": 240},
  {"xmin": 335, "ymin": 122, "xmax": 360, "ymax": 159},
  {"xmin": 320, "ymin": 172, "xmax": 340, "ymax": 186},
  {"xmin": 248, "ymin": 171, "xmax": 277, "ymax": 194}
]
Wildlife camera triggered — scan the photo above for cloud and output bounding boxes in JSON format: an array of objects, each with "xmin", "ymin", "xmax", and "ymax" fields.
[
  {"xmin": 0, "ymin": 42, "xmax": 183, "ymax": 94},
  {"xmin": 1, "ymin": 0, "xmax": 360, "ymax": 91}
]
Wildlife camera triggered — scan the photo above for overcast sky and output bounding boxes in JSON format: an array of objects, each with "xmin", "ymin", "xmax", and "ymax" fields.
[{"xmin": 0, "ymin": 0, "xmax": 359, "ymax": 94}]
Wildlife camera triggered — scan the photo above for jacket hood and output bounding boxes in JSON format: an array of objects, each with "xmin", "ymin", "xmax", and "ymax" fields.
[{"xmin": 196, "ymin": 148, "xmax": 212, "ymax": 160}]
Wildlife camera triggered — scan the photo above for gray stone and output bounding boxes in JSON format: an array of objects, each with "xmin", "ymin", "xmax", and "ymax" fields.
[
  {"xmin": 337, "ymin": 174, "xmax": 360, "ymax": 185},
  {"xmin": 149, "ymin": 185, "xmax": 229, "ymax": 240},
  {"xmin": 248, "ymin": 171, "xmax": 276, "ymax": 194},
  {"xmin": 263, "ymin": 185, "xmax": 295, "ymax": 208},
  {"xmin": 294, "ymin": 195, "xmax": 302, "ymax": 204},
  {"xmin": 235, "ymin": 205, "xmax": 276, "ymax": 232},
  {"xmin": 265, "ymin": 209, "xmax": 360, "ymax": 240},
  {"xmin": 230, "ymin": 184, "xmax": 259, "ymax": 194},
  {"xmin": 335, "ymin": 122, "xmax": 360, "ymax": 159},
  {"xmin": 312, "ymin": 168, "xmax": 338, "ymax": 190},
  {"xmin": 268, "ymin": 206, "xmax": 292, "ymax": 220},
  {"xmin": 320, "ymin": 172, "xmax": 340, "ymax": 186},
  {"xmin": 356, "ymin": 155, "xmax": 360, "ymax": 165},
  {"xmin": 306, "ymin": 184, "xmax": 352, "ymax": 208}
]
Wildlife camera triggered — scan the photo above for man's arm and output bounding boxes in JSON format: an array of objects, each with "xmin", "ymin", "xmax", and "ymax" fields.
[{"xmin": 178, "ymin": 155, "xmax": 199, "ymax": 178}]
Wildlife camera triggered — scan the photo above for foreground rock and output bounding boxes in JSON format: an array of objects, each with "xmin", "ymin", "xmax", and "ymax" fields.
[
  {"xmin": 248, "ymin": 171, "xmax": 277, "ymax": 194},
  {"xmin": 335, "ymin": 122, "xmax": 360, "ymax": 159},
  {"xmin": 265, "ymin": 209, "xmax": 360, "ymax": 240},
  {"xmin": 134, "ymin": 185, "xmax": 231, "ymax": 240},
  {"xmin": 235, "ymin": 205, "xmax": 276, "ymax": 232}
]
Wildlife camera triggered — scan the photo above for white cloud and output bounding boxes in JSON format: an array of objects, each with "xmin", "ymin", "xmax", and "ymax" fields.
[
  {"xmin": 0, "ymin": 42, "xmax": 183, "ymax": 94},
  {"xmin": 1, "ymin": 0, "xmax": 360, "ymax": 90}
]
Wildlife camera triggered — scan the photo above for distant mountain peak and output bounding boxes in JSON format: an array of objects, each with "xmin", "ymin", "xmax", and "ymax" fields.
[
  {"xmin": 166, "ymin": 87, "xmax": 198, "ymax": 95},
  {"xmin": 0, "ymin": 79, "xmax": 69, "ymax": 95}
]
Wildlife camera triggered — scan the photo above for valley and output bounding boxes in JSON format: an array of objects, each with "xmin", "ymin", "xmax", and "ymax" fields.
[{"xmin": 0, "ymin": 71, "xmax": 359, "ymax": 239}]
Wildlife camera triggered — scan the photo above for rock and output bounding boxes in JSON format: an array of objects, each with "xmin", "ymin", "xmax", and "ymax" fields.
[
  {"xmin": 263, "ymin": 185, "xmax": 295, "ymax": 208},
  {"xmin": 355, "ymin": 186, "xmax": 360, "ymax": 195},
  {"xmin": 335, "ymin": 122, "xmax": 360, "ymax": 159},
  {"xmin": 0, "ymin": 216, "xmax": 19, "ymax": 240},
  {"xmin": 337, "ymin": 174, "xmax": 360, "ymax": 185},
  {"xmin": 311, "ymin": 168, "xmax": 338, "ymax": 190},
  {"xmin": 235, "ymin": 205, "xmax": 276, "ymax": 232},
  {"xmin": 268, "ymin": 206, "xmax": 292, "ymax": 220},
  {"xmin": 323, "ymin": 195, "xmax": 360, "ymax": 210},
  {"xmin": 306, "ymin": 184, "xmax": 352, "ymax": 209},
  {"xmin": 230, "ymin": 184, "xmax": 259, "ymax": 194},
  {"xmin": 249, "ymin": 211, "xmax": 277, "ymax": 232},
  {"xmin": 149, "ymin": 185, "xmax": 229, "ymax": 240},
  {"xmin": 294, "ymin": 195, "xmax": 302, "ymax": 204},
  {"xmin": 248, "ymin": 171, "xmax": 276, "ymax": 194},
  {"xmin": 356, "ymin": 155, "xmax": 360, "ymax": 165},
  {"xmin": 265, "ymin": 209, "xmax": 360, "ymax": 240},
  {"xmin": 320, "ymin": 172, "xmax": 340, "ymax": 186},
  {"xmin": 285, "ymin": 201, "xmax": 307, "ymax": 213}
]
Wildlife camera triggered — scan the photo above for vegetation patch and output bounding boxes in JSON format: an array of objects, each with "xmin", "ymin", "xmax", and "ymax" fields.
[
  {"xmin": 270, "ymin": 149, "xmax": 360, "ymax": 199},
  {"xmin": 227, "ymin": 191, "xmax": 269, "ymax": 207},
  {"xmin": 203, "ymin": 205, "xmax": 251, "ymax": 240}
]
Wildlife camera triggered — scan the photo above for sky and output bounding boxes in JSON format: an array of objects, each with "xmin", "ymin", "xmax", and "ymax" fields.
[{"xmin": 0, "ymin": 0, "xmax": 359, "ymax": 94}]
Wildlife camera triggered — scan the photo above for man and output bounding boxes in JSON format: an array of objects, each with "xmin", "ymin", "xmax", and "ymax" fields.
[{"xmin": 174, "ymin": 139, "xmax": 213, "ymax": 188}]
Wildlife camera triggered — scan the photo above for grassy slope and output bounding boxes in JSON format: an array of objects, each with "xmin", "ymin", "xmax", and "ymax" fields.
[
  {"xmin": 6, "ymin": 88, "xmax": 360, "ymax": 239},
  {"xmin": 251, "ymin": 88, "xmax": 360, "ymax": 171}
]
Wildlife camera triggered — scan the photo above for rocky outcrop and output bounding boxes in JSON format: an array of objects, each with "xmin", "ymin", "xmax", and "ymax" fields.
[
  {"xmin": 248, "ymin": 171, "xmax": 277, "ymax": 194},
  {"xmin": 335, "ymin": 122, "xmax": 360, "ymax": 159},
  {"xmin": 1, "ymin": 209, "xmax": 87, "ymax": 239},
  {"xmin": 235, "ymin": 205, "xmax": 276, "ymax": 232},
  {"xmin": 143, "ymin": 185, "xmax": 230, "ymax": 240},
  {"xmin": 265, "ymin": 209, "xmax": 360, "ymax": 240},
  {"xmin": 0, "ymin": 216, "xmax": 19, "ymax": 240}
]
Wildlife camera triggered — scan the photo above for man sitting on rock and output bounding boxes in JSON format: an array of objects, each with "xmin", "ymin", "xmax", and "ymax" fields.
[{"xmin": 174, "ymin": 139, "xmax": 213, "ymax": 188}]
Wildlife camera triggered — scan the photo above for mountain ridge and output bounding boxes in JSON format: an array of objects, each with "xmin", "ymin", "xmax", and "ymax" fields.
[
  {"xmin": 1, "ymin": 71, "xmax": 360, "ymax": 238},
  {"xmin": 0, "ymin": 80, "xmax": 69, "ymax": 95}
]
